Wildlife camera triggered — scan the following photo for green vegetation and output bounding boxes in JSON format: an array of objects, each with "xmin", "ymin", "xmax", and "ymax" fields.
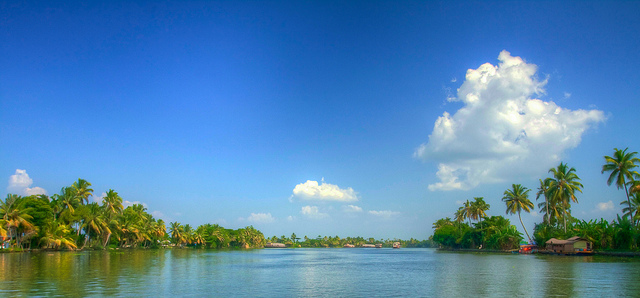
[
  {"xmin": 265, "ymin": 235, "xmax": 437, "ymax": 248},
  {"xmin": 0, "ymin": 179, "xmax": 264, "ymax": 250},
  {"xmin": 432, "ymin": 147, "xmax": 640, "ymax": 251}
]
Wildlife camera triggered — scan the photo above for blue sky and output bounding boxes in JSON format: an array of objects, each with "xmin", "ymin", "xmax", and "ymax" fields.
[{"xmin": 2, "ymin": 1, "xmax": 639, "ymax": 240}]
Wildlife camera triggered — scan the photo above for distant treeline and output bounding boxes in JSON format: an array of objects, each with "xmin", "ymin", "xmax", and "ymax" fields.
[{"xmin": 266, "ymin": 234, "xmax": 438, "ymax": 248}]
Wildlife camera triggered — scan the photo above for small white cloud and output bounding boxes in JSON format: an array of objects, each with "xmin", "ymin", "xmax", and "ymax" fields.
[
  {"xmin": 451, "ymin": 77, "xmax": 457, "ymax": 83},
  {"xmin": 563, "ymin": 92, "xmax": 571, "ymax": 99},
  {"xmin": 123, "ymin": 200, "xmax": 147, "ymax": 208},
  {"xmin": 25, "ymin": 187, "xmax": 47, "ymax": 196},
  {"xmin": 7, "ymin": 169, "xmax": 47, "ymax": 196},
  {"xmin": 597, "ymin": 201, "xmax": 614, "ymax": 211},
  {"xmin": 291, "ymin": 180, "xmax": 358, "ymax": 202},
  {"xmin": 151, "ymin": 210, "xmax": 164, "ymax": 219},
  {"xmin": 343, "ymin": 205, "xmax": 363, "ymax": 212},
  {"xmin": 415, "ymin": 50, "xmax": 606, "ymax": 191},
  {"xmin": 245, "ymin": 212, "xmax": 275, "ymax": 224},
  {"xmin": 455, "ymin": 200, "xmax": 464, "ymax": 205},
  {"xmin": 287, "ymin": 216, "xmax": 295, "ymax": 221},
  {"xmin": 301, "ymin": 205, "xmax": 329, "ymax": 219},
  {"xmin": 368, "ymin": 210, "xmax": 401, "ymax": 218},
  {"xmin": 93, "ymin": 192, "xmax": 107, "ymax": 204}
]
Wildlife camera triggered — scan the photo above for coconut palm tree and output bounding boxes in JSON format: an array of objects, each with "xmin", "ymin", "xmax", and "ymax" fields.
[
  {"xmin": 102, "ymin": 189, "xmax": 123, "ymax": 218},
  {"xmin": 169, "ymin": 222, "xmax": 184, "ymax": 245},
  {"xmin": 40, "ymin": 220, "xmax": 77, "ymax": 250},
  {"xmin": 72, "ymin": 178, "xmax": 94, "ymax": 205},
  {"xmin": 1, "ymin": 194, "xmax": 35, "ymax": 248},
  {"xmin": 462, "ymin": 200, "xmax": 472, "ymax": 225},
  {"xmin": 536, "ymin": 179, "xmax": 551, "ymax": 225},
  {"xmin": 80, "ymin": 203, "xmax": 109, "ymax": 248},
  {"xmin": 502, "ymin": 184, "xmax": 534, "ymax": 243},
  {"xmin": 471, "ymin": 197, "xmax": 490, "ymax": 228},
  {"xmin": 621, "ymin": 192, "xmax": 640, "ymax": 225},
  {"xmin": 602, "ymin": 148, "xmax": 640, "ymax": 223},
  {"xmin": 545, "ymin": 162, "xmax": 583, "ymax": 233}
]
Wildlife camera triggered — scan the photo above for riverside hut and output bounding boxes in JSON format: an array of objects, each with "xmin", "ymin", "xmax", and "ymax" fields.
[
  {"xmin": 265, "ymin": 242, "xmax": 286, "ymax": 248},
  {"xmin": 545, "ymin": 237, "xmax": 593, "ymax": 254}
]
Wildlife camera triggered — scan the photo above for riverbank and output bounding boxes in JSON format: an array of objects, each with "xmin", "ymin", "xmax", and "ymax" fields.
[{"xmin": 436, "ymin": 248, "xmax": 640, "ymax": 257}]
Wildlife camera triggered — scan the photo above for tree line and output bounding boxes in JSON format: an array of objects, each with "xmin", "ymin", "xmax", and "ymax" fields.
[
  {"xmin": 432, "ymin": 147, "xmax": 640, "ymax": 251},
  {"xmin": 0, "ymin": 179, "xmax": 264, "ymax": 251},
  {"xmin": 266, "ymin": 234, "xmax": 436, "ymax": 248}
]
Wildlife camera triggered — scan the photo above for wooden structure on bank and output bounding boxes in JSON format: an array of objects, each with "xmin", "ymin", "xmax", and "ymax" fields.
[
  {"xmin": 545, "ymin": 236, "xmax": 593, "ymax": 254},
  {"xmin": 265, "ymin": 242, "xmax": 286, "ymax": 248}
]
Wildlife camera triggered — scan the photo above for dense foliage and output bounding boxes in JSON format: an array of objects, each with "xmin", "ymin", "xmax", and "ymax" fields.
[{"xmin": 0, "ymin": 179, "xmax": 264, "ymax": 250}]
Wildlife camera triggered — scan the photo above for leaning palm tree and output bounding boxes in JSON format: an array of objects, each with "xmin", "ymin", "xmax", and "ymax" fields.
[
  {"xmin": 545, "ymin": 162, "xmax": 583, "ymax": 233},
  {"xmin": 502, "ymin": 184, "xmax": 534, "ymax": 243},
  {"xmin": 602, "ymin": 148, "xmax": 640, "ymax": 223}
]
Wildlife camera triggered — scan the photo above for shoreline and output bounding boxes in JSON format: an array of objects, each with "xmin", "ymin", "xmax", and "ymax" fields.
[{"xmin": 436, "ymin": 248, "xmax": 640, "ymax": 257}]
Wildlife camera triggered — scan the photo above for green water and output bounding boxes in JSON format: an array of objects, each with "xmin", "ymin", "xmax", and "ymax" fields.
[{"xmin": 1, "ymin": 248, "xmax": 639, "ymax": 297}]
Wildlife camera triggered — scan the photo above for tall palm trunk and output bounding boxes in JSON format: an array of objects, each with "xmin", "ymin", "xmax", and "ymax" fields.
[
  {"xmin": 624, "ymin": 182, "xmax": 633, "ymax": 226},
  {"xmin": 103, "ymin": 232, "xmax": 111, "ymax": 248},
  {"xmin": 545, "ymin": 197, "xmax": 549, "ymax": 225},
  {"xmin": 518, "ymin": 210, "xmax": 531, "ymax": 243}
]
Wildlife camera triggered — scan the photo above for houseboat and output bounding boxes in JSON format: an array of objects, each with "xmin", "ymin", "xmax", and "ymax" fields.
[
  {"xmin": 361, "ymin": 244, "xmax": 375, "ymax": 248},
  {"xmin": 392, "ymin": 242, "xmax": 401, "ymax": 249},
  {"xmin": 545, "ymin": 237, "xmax": 593, "ymax": 255},
  {"xmin": 344, "ymin": 244, "xmax": 355, "ymax": 248}
]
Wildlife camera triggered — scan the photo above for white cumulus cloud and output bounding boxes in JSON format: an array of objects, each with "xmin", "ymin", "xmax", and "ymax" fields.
[
  {"xmin": 343, "ymin": 205, "xmax": 363, "ymax": 212},
  {"xmin": 301, "ymin": 205, "xmax": 329, "ymax": 219},
  {"xmin": 415, "ymin": 50, "xmax": 605, "ymax": 191},
  {"xmin": 597, "ymin": 201, "xmax": 614, "ymax": 211},
  {"xmin": 246, "ymin": 212, "xmax": 275, "ymax": 224},
  {"xmin": 7, "ymin": 169, "xmax": 47, "ymax": 196},
  {"xmin": 291, "ymin": 180, "xmax": 358, "ymax": 202},
  {"xmin": 368, "ymin": 210, "xmax": 400, "ymax": 218}
]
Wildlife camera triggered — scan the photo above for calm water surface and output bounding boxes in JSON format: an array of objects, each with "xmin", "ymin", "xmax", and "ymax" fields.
[{"xmin": 1, "ymin": 248, "xmax": 639, "ymax": 297}]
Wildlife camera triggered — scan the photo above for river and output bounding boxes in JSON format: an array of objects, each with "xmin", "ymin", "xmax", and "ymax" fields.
[{"xmin": 1, "ymin": 248, "xmax": 639, "ymax": 297}]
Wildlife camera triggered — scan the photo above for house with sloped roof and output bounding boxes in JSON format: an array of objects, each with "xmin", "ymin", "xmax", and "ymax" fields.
[{"xmin": 545, "ymin": 236, "xmax": 592, "ymax": 254}]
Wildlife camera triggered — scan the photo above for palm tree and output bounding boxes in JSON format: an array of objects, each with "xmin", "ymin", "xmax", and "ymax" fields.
[
  {"xmin": 620, "ymin": 192, "xmax": 640, "ymax": 225},
  {"xmin": 102, "ymin": 189, "xmax": 123, "ymax": 217},
  {"xmin": 72, "ymin": 178, "xmax": 94, "ymax": 205},
  {"xmin": 462, "ymin": 200, "xmax": 472, "ymax": 225},
  {"xmin": 454, "ymin": 208, "xmax": 465, "ymax": 225},
  {"xmin": 169, "ymin": 222, "xmax": 184, "ymax": 245},
  {"xmin": 502, "ymin": 184, "xmax": 534, "ymax": 243},
  {"xmin": 536, "ymin": 179, "xmax": 550, "ymax": 225},
  {"xmin": 602, "ymin": 148, "xmax": 640, "ymax": 223},
  {"xmin": 0, "ymin": 194, "xmax": 35, "ymax": 248},
  {"xmin": 432, "ymin": 217, "xmax": 453, "ymax": 230},
  {"xmin": 471, "ymin": 197, "xmax": 490, "ymax": 228},
  {"xmin": 545, "ymin": 162, "xmax": 583, "ymax": 233},
  {"xmin": 40, "ymin": 220, "xmax": 77, "ymax": 250},
  {"xmin": 80, "ymin": 203, "xmax": 109, "ymax": 248}
]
